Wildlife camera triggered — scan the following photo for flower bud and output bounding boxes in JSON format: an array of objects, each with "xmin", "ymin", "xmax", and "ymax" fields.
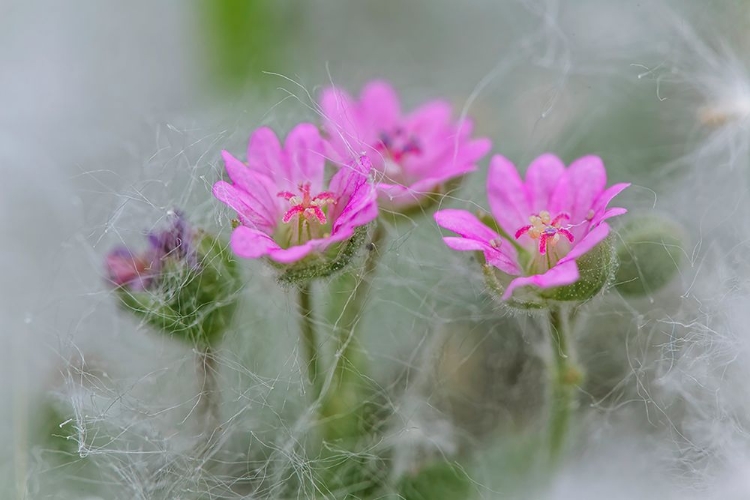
[
  {"xmin": 614, "ymin": 214, "xmax": 685, "ymax": 297},
  {"xmin": 105, "ymin": 211, "xmax": 241, "ymax": 347}
]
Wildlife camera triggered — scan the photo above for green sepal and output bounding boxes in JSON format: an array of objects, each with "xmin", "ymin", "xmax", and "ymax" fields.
[
  {"xmin": 115, "ymin": 231, "xmax": 241, "ymax": 347},
  {"xmin": 274, "ymin": 225, "xmax": 370, "ymax": 286},
  {"xmin": 483, "ymin": 239, "xmax": 617, "ymax": 309}
]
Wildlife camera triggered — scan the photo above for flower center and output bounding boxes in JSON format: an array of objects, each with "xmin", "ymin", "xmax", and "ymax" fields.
[
  {"xmin": 278, "ymin": 182, "xmax": 336, "ymax": 225},
  {"xmin": 376, "ymin": 127, "xmax": 423, "ymax": 164},
  {"xmin": 514, "ymin": 210, "xmax": 574, "ymax": 255}
]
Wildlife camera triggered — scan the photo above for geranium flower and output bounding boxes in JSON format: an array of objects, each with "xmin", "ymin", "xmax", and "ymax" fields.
[
  {"xmin": 320, "ymin": 80, "xmax": 491, "ymax": 210},
  {"xmin": 213, "ymin": 123, "xmax": 378, "ymax": 265},
  {"xmin": 105, "ymin": 210, "xmax": 196, "ymax": 290},
  {"xmin": 434, "ymin": 154, "xmax": 630, "ymax": 301}
]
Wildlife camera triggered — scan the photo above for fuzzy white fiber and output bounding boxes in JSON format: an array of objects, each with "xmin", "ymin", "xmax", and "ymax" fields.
[{"xmin": 4, "ymin": 0, "xmax": 750, "ymax": 498}]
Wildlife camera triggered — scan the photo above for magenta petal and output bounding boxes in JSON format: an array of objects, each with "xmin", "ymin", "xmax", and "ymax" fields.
[
  {"xmin": 524, "ymin": 153, "xmax": 566, "ymax": 212},
  {"xmin": 360, "ymin": 80, "xmax": 400, "ymax": 130},
  {"xmin": 283, "ymin": 123, "xmax": 326, "ymax": 190},
  {"xmin": 463, "ymin": 137, "xmax": 492, "ymax": 163},
  {"xmin": 442, "ymin": 237, "xmax": 520, "ymax": 275},
  {"xmin": 559, "ymin": 223, "xmax": 610, "ymax": 265},
  {"xmin": 592, "ymin": 183, "xmax": 630, "ymax": 214},
  {"xmin": 405, "ymin": 100, "xmax": 452, "ymax": 134},
  {"xmin": 554, "ymin": 155, "xmax": 607, "ymax": 223},
  {"xmin": 434, "ymin": 209, "xmax": 520, "ymax": 274},
  {"xmin": 591, "ymin": 207, "xmax": 627, "ymax": 227},
  {"xmin": 267, "ymin": 243, "xmax": 318, "ymax": 263},
  {"xmin": 246, "ymin": 127, "xmax": 283, "ymax": 178},
  {"xmin": 230, "ymin": 225, "xmax": 282, "ymax": 259},
  {"xmin": 434, "ymin": 209, "xmax": 500, "ymax": 242},
  {"xmin": 213, "ymin": 181, "xmax": 276, "ymax": 233},
  {"xmin": 487, "ymin": 155, "xmax": 531, "ymax": 235},
  {"xmin": 502, "ymin": 260, "xmax": 580, "ymax": 300},
  {"xmin": 329, "ymin": 157, "xmax": 378, "ymax": 234},
  {"xmin": 221, "ymin": 151, "xmax": 280, "ymax": 218}
]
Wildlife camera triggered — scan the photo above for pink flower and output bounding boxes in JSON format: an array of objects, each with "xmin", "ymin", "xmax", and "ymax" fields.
[
  {"xmin": 434, "ymin": 154, "xmax": 630, "ymax": 301},
  {"xmin": 320, "ymin": 80, "xmax": 491, "ymax": 210},
  {"xmin": 213, "ymin": 123, "xmax": 378, "ymax": 264}
]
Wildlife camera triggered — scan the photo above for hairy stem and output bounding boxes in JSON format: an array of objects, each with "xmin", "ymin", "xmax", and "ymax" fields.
[
  {"xmin": 195, "ymin": 346, "xmax": 220, "ymax": 458},
  {"xmin": 298, "ymin": 282, "xmax": 321, "ymax": 399},
  {"xmin": 547, "ymin": 307, "xmax": 578, "ymax": 462},
  {"xmin": 320, "ymin": 223, "xmax": 385, "ymax": 440}
]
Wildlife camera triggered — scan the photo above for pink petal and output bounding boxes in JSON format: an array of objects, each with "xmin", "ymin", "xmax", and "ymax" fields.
[
  {"xmin": 487, "ymin": 155, "xmax": 531, "ymax": 236},
  {"xmin": 320, "ymin": 86, "xmax": 367, "ymax": 160},
  {"xmin": 328, "ymin": 157, "xmax": 378, "ymax": 234},
  {"xmin": 213, "ymin": 181, "xmax": 276, "ymax": 233},
  {"xmin": 463, "ymin": 136, "xmax": 492, "ymax": 163},
  {"xmin": 283, "ymin": 123, "xmax": 326, "ymax": 191},
  {"xmin": 405, "ymin": 100, "xmax": 452, "ymax": 134},
  {"xmin": 551, "ymin": 155, "xmax": 607, "ymax": 223},
  {"xmin": 230, "ymin": 225, "xmax": 283, "ymax": 259},
  {"xmin": 246, "ymin": 127, "xmax": 283, "ymax": 179},
  {"xmin": 434, "ymin": 209, "xmax": 500, "ymax": 243},
  {"xmin": 267, "ymin": 243, "xmax": 319, "ymax": 263},
  {"xmin": 221, "ymin": 150, "xmax": 281, "ymax": 218},
  {"xmin": 591, "ymin": 207, "xmax": 627, "ymax": 228},
  {"xmin": 502, "ymin": 260, "xmax": 580, "ymax": 300},
  {"xmin": 524, "ymin": 153, "xmax": 566, "ymax": 212},
  {"xmin": 360, "ymin": 80, "xmax": 401, "ymax": 131},
  {"xmin": 592, "ymin": 182, "xmax": 630, "ymax": 214},
  {"xmin": 434, "ymin": 209, "xmax": 520, "ymax": 274},
  {"xmin": 442, "ymin": 237, "xmax": 520, "ymax": 274},
  {"xmin": 558, "ymin": 222, "xmax": 610, "ymax": 265}
]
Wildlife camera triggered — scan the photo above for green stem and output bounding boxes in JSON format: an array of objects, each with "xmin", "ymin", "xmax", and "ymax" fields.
[
  {"xmin": 195, "ymin": 346, "xmax": 220, "ymax": 458},
  {"xmin": 298, "ymin": 283, "xmax": 321, "ymax": 399},
  {"xmin": 547, "ymin": 307, "xmax": 577, "ymax": 462},
  {"xmin": 338, "ymin": 224, "xmax": 384, "ymax": 349},
  {"xmin": 320, "ymin": 223, "xmax": 385, "ymax": 440}
]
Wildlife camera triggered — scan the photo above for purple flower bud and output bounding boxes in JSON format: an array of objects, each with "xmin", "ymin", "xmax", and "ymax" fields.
[{"xmin": 105, "ymin": 210, "xmax": 197, "ymax": 290}]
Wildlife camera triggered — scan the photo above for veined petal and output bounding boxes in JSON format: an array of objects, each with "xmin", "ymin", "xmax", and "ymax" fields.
[
  {"xmin": 247, "ymin": 126, "xmax": 283, "ymax": 179},
  {"xmin": 592, "ymin": 182, "xmax": 631, "ymax": 214},
  {"xmin": 551, "ymin": 155, "xmax": 607, "ymax": 223},
  {"xmin": 329, "ymin": 157, "xmax": 378, "ymax": 234},
  {"xmin": 502, "ymin": 260, "xmax": 580, "ymax": 300},
  {"xmin": 213, "ymin": 181, "xmax": 276, "ymax": 233},
  {"xmin": 434, "ymin": 208, "xmax": 501, "ymax": 242},
  {"xmin": 591, "ymin": 207, "xmax": 627, "ymax": 228},
  {"xmin": 230, "ymin": 225, "xmax": 283, "ymax": 259},
  {"xmin": 283, "ymin": 123, "xmax": 326, "ymax": 191},
  {"xmin": 434, "ymin": 209, "xmax": 520, "ymax": 274},
  {"xmin": 524, "ymin": 153, "xmax": 566, "ymax": 212},
  {"xmin": 559, "ymin": 222, "xmax": 610, "ymax": 265},
  {"xmin": 442, "ymin": 237, "xmax": 520, "ymax": 275},
  {"xmin": 221, "ymin": 150, "xmax": 281, "ymax": 219},
  {"xmin": 487, "ymin": 155, "xmax": 531, "ymax": 236}
]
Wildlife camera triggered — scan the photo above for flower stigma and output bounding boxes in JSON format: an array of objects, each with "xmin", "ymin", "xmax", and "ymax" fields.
[{"xmin": 514, "ymin": 210, "xmax": 574, "ymax": 255}]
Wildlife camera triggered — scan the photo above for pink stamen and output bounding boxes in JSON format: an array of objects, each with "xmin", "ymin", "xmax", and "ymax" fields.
[
  {"xmin": 281, "ymin": 205, "xmax": 306, "ymax": 223},
  {"xmin": 539, "ymin": 233, "xmax": 550, "ymax": 254},
  {"xmin": 558, "ymin": 228, "xmax": 575, "ymax": 243},
  {"xmin": 515, "ymin": 225, "xmax": 532, "ymax": 239},
  {"xmin": 277, "ymin": 191, "xmax": 297, "ymax": 201},
  {"xmin": 514, "ymin": 210, "xmax": 576, "ymax": 254},
  {"xmin": 277, "ymin": 182, "xmax": 336, "ymax": 225},
  {"xmin": 551, "ymin": 213, "xmax": 570, "ymax": 226}
]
